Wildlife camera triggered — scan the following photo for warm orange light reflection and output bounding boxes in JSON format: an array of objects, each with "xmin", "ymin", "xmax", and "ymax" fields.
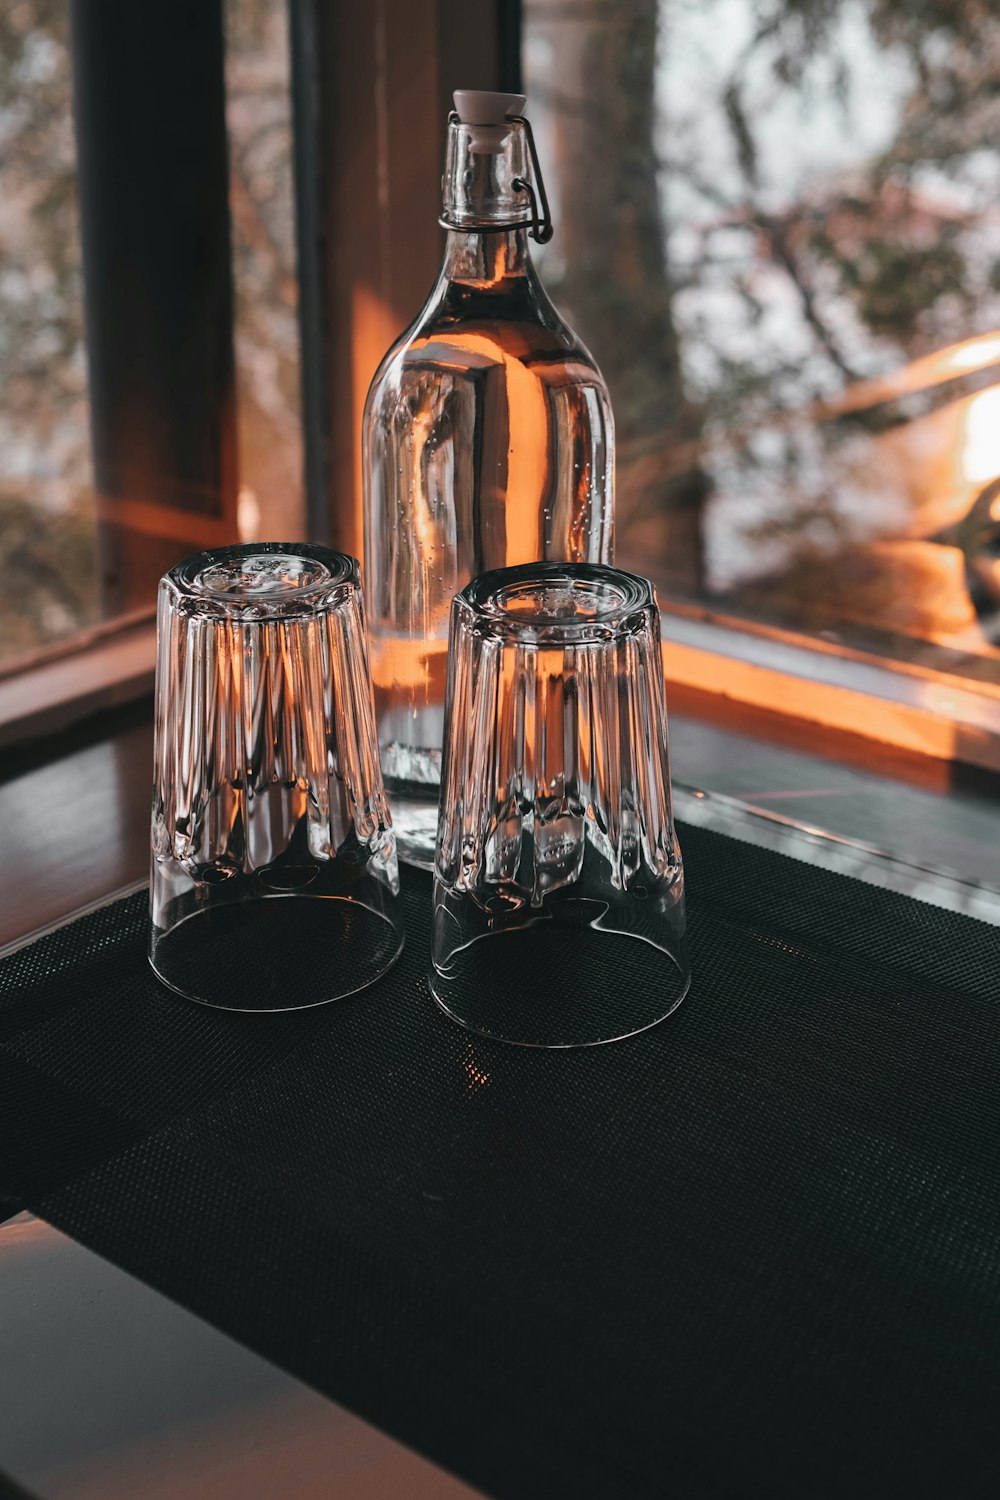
[
  {"xmin": 370, "ymin": 635, "xmax": 449, "ymax": 700},
  {"xmin": 408, "ymin": 328, "xmax": 549, "ymax": 564},
  {"xmin": 353, "ymin": 283, "xmax": 401, "ymax": 557},
  {"xmin": 820, "ymin": 329, "xmax": 1000, "ymax": 419},
  {"xmin": 463, "ymin": 1044, "xmax": 491, "ymax": 1095},
  {"xmin": 93, "ymin": 494, "xmax": 234, "ymax": 548},
  {"xmin": 237, "ymin": 485, "xmax": 261, "ymax": 542}
]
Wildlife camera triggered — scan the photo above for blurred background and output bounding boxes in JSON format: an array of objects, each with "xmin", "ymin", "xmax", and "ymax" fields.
[
  {"xmin": 0, "ymin": 0, "xmax": 302, "ymax": 665},
  {"xmin": 1, "ymin": 0, "xmax": 998, "ymax": 688},
  {"xmin": 525, "ymin": 0, "xmax": 1000, "ymax": 686}
]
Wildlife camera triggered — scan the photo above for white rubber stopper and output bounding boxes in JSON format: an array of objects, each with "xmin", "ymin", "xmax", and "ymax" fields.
[{"xmin": 453, "ymin": 90, "xmax": 527, "ymax": 154}]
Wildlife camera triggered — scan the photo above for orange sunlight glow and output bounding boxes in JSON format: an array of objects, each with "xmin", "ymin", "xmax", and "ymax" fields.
[
  {"xmin": 410, "ymin": 328, "xmax": 549, "ymax": 564},
  {"xmin": 947, "ymin": 335, "xmax": 1000, "ymax": 374},
  {"xmin": 825, "ymin": 330, "xmax": 1000, "ymax": 419}
]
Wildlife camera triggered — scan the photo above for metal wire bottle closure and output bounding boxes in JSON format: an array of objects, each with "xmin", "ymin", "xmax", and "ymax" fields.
[{"xmin": 438, "ymin": 113, "xmax": 554, "ymax": 243}]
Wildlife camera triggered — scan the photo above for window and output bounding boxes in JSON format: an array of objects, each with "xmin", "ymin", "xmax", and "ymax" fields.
[
  {"xmin": 2, "ymin": 0, "xmax": 997, "ymax": 774},
  {"xmin": 0, "ymin": 2, "xmax": 96, "ymax": 667},
  {"xmin": 523, "ymin": 0, "xmax": 1000, "ymax": 692},
  {"xmin": 0, "ymin": 0, "xmax": 302, "ymax": 682}
]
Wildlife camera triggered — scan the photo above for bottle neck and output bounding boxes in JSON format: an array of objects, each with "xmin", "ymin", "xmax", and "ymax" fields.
[
  {"xmin": 440, "ymin": 114, "xmax": 534, "ymax": 274},
  {"xmin": 442, "ymin": 228, "xmax": 531, "ymax": 285}
]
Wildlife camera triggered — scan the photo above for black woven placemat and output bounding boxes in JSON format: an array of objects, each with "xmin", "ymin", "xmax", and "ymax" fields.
[{"xmin": 2, "ymin": 823, "xmax": 1000, "ymax": 1499}]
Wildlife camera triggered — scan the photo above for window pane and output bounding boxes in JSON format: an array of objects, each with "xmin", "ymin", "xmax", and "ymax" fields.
[
  {"xmin": 0, "ymin": 2, "xmax": 98, "ymax": 665},
  {"xmin": 524, "ymin": 0, "xmax": 1000, "ymax": 683},
  {"xmin": 0, "ymin": 0, "xmax": 303, "ymax": 678}
]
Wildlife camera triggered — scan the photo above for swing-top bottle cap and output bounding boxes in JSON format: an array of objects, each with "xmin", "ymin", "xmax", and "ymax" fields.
[{"xmin": 453, "ymin": 90, "xmax": 527, "ymax": 154}]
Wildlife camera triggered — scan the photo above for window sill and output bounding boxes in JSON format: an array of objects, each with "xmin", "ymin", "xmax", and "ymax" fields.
[
  {"xmin": 661, "ymin": 607, "xmax": 1000, "ymax": 776},
  {"xmin": 0, "ymin": 600, "xmax": 997, "ymax": 780},
  {"xmin": 0, "ymin": 616, "xmax": 156, "ymax": 752}
]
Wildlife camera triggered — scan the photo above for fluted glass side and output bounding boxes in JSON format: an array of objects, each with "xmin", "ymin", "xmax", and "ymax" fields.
[
  {"xmin": 149, "ymin": 543, "xmax": 402, "ymax": 1011},
  {"xmin": 431, "ymin": 562, "xmax": 688, "ymax": 1047}
]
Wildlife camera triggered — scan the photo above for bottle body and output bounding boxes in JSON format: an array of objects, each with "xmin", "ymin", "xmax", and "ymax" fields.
[{"xmin": 363, "ymin": 111, "xmax": 614, "ymax": 867}]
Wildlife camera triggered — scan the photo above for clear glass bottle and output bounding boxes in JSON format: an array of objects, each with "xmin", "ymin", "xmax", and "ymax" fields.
[{"xmin": 363, "ymin": 90, "xmax": 615, "ymax": 867}]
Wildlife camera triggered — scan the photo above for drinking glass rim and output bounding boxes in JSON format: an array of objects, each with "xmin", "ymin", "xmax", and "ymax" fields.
[
  {"xmin": 163, "ymin": 542, "xmax": 359, "ymax": 621},
  {"xmin": 459, "ymin": 561, "xmax": 656, "ymax": 643}
]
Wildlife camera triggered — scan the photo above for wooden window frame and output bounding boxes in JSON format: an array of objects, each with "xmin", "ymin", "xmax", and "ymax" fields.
[{"xmin": 2, "ymin": 0, "xmax": 999, "ymax": 787}]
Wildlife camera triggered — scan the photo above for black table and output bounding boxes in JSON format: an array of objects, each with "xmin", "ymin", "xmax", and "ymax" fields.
[{"xmin": 3, "ymin": 796, "xmax": 999, "ymax": 1500}]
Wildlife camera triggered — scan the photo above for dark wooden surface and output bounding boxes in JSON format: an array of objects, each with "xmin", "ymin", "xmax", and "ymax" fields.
[
  {"xmin": 0, "ymin": 708, "xmax": 152, "ymax": 949},
  {"xmin": 1, "ymin": 703, "xmax": 997, "ymax": 952}
]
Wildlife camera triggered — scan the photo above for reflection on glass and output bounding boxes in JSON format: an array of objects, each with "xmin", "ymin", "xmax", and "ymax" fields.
[{"xmin": 524, "ymin": 0, "xmax": 1000, "ymax": 677}]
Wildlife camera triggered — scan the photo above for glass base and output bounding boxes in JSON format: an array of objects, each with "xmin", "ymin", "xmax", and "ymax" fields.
[
  {"xmin": 149, "ymin": 894, "xmax": 403, "ymax": 1011},
  {"xmin": 428, "ymin": 921, "xmax": 690, "ymax": 1048}
]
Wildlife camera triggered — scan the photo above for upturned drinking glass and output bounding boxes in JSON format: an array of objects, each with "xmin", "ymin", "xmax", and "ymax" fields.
[
  {"xmin": 430, "ymin": 562, "xmax": 689, "ymax": 1047},
  {"xmin": 149, "ymin": 543, "xmax": 403, "ymax": 1011}
]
